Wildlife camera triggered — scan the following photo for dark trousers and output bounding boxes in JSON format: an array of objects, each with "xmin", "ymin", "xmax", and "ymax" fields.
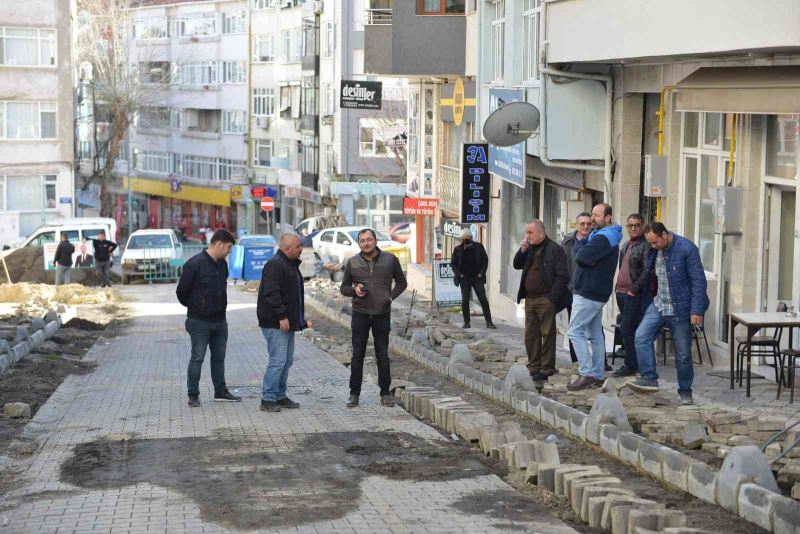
[
  {"xmin": 95, "ymin": 260, "xmax": 112, "ymax": 287},
  {"xmin": 616, "ymin": 292, "xmax": 642, "ymax": 371},
  {"xmin": 565, "ymin": 301, "xmax": 577, "ymax": 363},
  {"xmin": 525, "ymin": 296, "xmax": 557, "ymax": 375},
  {"xmin": 459, "ymin": 277, "xmax": 493, "ymax": 325},
  {"xmin": 185, "ymin": 317, "xmax": 228, "ymax": 396},
  {"xmin": 350, "ymin": 311, "xmax": 391, "ymax": 396}
]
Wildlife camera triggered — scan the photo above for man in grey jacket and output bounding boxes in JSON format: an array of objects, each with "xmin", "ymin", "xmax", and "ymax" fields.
[
  {"xmin": 340, "ymin": 229, "xmax": 407, "ymax": 408},
  {"xmin": 561, "ymin": 212, "xmax": 591, "ymax": 363}
]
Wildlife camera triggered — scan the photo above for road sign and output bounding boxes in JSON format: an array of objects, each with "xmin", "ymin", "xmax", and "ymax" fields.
[
  {"xmin": 402, "ymin": 197, "xmax": 439, "ymax": 216},
  {"xmin": 260, "ymin": 197, "xmax": 275, "ymax": 212}
]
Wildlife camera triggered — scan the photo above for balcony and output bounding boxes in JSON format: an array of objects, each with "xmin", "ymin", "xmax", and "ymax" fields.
[
  {"xmin": 437, "ymin": 164, "xmax": 460, "ymax": 216},
  {"xmin": 547, "ymin": 0, "xmax": 800, "ymax": 64},
  {"xmin": 300, "ymin": 114, "xmax": 318, "ymax": 134},
  {"xmin": 364, "ymin": 1, "xmax": 466, "ymax": 77}
]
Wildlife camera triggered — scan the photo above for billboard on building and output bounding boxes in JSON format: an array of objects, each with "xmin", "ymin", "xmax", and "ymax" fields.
[
  {"xmin": 340, "ymin": 80, "xmax": 383, "ymax": 110},
  {"xmin": 461, "ymin": 143, "xmax": 490, "ymax": 224},
  {"xmin": 488, "ymin": 88, "xmax": 526, "ymax": 188}
]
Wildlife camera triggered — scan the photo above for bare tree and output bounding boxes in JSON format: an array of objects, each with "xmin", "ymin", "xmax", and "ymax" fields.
[{"xmin": 75, "ymin": 0, "xmax": 171, "ymax": 216}]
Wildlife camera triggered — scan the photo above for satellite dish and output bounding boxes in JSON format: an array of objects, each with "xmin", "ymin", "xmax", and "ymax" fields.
[{"xmin": 482, "ymin": 102, "xmax": 540, "ymax": 147}]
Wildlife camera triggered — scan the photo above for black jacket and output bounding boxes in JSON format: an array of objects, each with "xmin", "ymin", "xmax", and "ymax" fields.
[
  {"xmin": 450, "ymin": 241, "xmax": 488, "ymax": 281},
  {"xmin": 257, "ymin": 250, "xmax": 306, "ymax": 331},
  {"xmin": 54, "ymin": 241, "xmax": 75, "ymax": 267},
  {"xmin": 175, "ymin": 250, "xmax": 228, "ymax": 322},
  {"xmin": 561, "ymin": 231, "xmax": 578, "ymax": 290},
  {"xmin": 620, "ymin": 237, "xmax": 650, "ymax": 296},
  {"xmin": 513, "ymin": 237, "xmax": 571, "ymax": 311},
  {"xmin": 91, "ymin": 239, "xmax": 117, "ymax": 262},
  {"xmin": 341, "ymin": 248, "xmax": 407, "ymax": 315}
]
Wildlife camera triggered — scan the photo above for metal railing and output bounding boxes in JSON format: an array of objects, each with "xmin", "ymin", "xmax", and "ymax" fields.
[
  {"xmin": 438, "ymin": 164, "xmax": 462, "ymax": 215},
  {"xmin": 122, "ymin": 244, "xmax": 205, "ymax": 284},
  {"xmin": 365, "ymin": 8, "xmax": 392, "ymax": 25}
]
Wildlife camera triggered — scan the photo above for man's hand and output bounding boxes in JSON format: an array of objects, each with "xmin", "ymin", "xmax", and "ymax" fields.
[
  {"xmin": 690, "ymin": 315, "xmax": 703, "ymax": 326},
  {"xmin": 306, "ymin": 320, "xmax": 313, "ymax": 329},
  {"xmin": 520, "ymin": 238, "xmax": 529, "ymax": 253},
  {"xmin": 354, "ymin": 284, "xmax": 366, "ymax": 298},
  {"xmin": 279, "ymin": 318, "xmax": 290, "ymax": 332},
  {"xmin": 477, "ymin": 273, "xmax": 484, "ymax": 279},
  {"xmin": 626, "ymin": 291, "xmax": 637, "ymax": 297}
]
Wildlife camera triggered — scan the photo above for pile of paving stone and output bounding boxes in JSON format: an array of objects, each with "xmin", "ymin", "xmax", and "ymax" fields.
[{"xmin": 0, "ymin": 309, "xmax": 61, "ymax": 376}]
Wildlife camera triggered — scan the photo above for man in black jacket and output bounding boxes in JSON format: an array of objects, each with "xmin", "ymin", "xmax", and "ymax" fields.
[
  {"xmin": 613, "ymin": 213, "xmax": 649, "ymax": 377},
  {"xmin": 175, "ymin": 229, "xmax": 240, "ymax": 407},
  {"xmin": 91, "ymin": 230, "xmax": 117, "ymax": 287},
  {"xmin": 53, "ymin": 232, "xmax": 75, "ymax": 286},
  {"xmin": 341, "ymin": 229, "xmax": 407, "ymax": 408},
  {"xmin": 256, "ymin": 233, "xmax": 308, "ymax": 412},
  {"xmin": 451, "ymin": 228, "xmax": 495, "ymax": 329},
  {"xmin": 513, "ymin": 220, "xmax": 571, "ymax": 381}
]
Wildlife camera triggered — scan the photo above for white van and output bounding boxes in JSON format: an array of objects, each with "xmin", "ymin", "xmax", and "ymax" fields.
[{"xmin": 4, "ymin": 217, "xmax": 119, "ymax": 255}]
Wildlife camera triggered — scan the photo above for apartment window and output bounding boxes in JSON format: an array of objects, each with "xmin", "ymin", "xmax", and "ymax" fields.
[
  {"xmin": 222, "ymin": 11, "xmax": 246, "ymax": 34},
  {"xmin": 323, "ymin": 144, "xmax": 334, "ymax": 178},
  {"xmin": 522, "ymin": 0, "xmax": 540, "ymax": 82},
  {"xmin": 184, "ymin": 109, "xmax": 220, "ymax": 132},
  {"xmin": 132, "ymin": 17, "xmax": 167, "ymax": 40},
  {"xmin": 170, "ymin": 109, "xmax": 182, "ymax": 130},
  {"xmin": 222, "ymin": 61, "xmax": 245, "ymax": 84},
  {"xmin": 139, "ymin": 107, "xmax": 170, "ymax": 130},
  {"xmin": 681, "ymin": 112, "xmax": 735, "ymax": 274},
  {"xmin": 178, "ymin": 62, "xmax": 218, "ymax": 85},
  {"xmin": 140, "ymin": 61, "xmax": 172, "ymax": 84},
  {"xmin": 0, "ymin": 27, "xmax": 56, "ymax": 66},
  {"xmin": 766, "ymin": 115, "xmax": 800, "ymax": 179},
  {"xmin": 252, "ymin": 0, "xmax": 276, "ymax": 9},
  {"xmin": 78, "ymin": 140, "xmax": 92, "ymax": 159},
  {"xmin": 323, "ymin": 83, "xmax": 334, "ymax": 115},
  {"xmin": 323, "ymin": 22, "xmax": 334, "ymax": 58},
  {"xmin": 302, "ymin": 76, "xmax": 316, "ymax": 116},
  {"xmin": 181, "ymin": 155, "xmax": 218, "ymax": 181},
  {"xmin": 417, "ymin": 0, "xmax": 466, "ymax": 14},
  {"xmin": 2, "ymin": 174, "xmax": 57, "ymax": 212},
  {"xmin": 359, "ymin": 118, "xmax": 404, "ymax": 157},
  {"xmin": 0, "ymin": 101, "xmax": 57, "ymax": 139},
  {"xmin": 282, "ymin": 30, "xmax": 292, "ymax": 63},
  {"xmin": 253, "ymin": 139, "xmax": 273, "ymax": 167},
  {"xmin": 491, "ymin": 0, "xmax": 505, "ymax": 82},
  {"xmin": 253, "ymin": 87, "xmax": 275, "ymax": 116},
  {"xmin": 222, "ymin": 110, "xmax": 246, "ymax": 134},
  {"xmin": 295, "ymin": 28, "xmax": 304, "ymax": 61},
  {"xmin": 301, "ymin": 135, "xmax": 317, "ymax": 174},
  {"xmin": 219, "ymin": 158, "xmax": 246, "ymax": 181},
  {"xmin": 135, "ymin": 150, "xmax": 170, "ymax": 174},
  {"xmin": 172, "ymin": 13, "xmax": 217, "ymax": 38},
  {"xmin": 254, "ymin": 35, "xmax": 275, "ymax": 62}
]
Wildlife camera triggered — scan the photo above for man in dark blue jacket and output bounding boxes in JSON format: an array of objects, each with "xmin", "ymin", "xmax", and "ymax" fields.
[
  {"xmin": 567, "ymin": 203, "xmax": 623, "ymax": 390},
  {"xmin": 176, "ymin": 229, "xmax": 240, "ymax": 407},
  {"xmin": 256, "ymin": 233, "xmax": 309, "ymax": 412},
  {"xmin": 630, "ymin": 222, "xmax": 709, "ymax": 404}
]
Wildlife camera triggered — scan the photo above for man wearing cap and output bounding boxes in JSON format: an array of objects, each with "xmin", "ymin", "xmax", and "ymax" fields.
[{"xmin": 451, "ymin": 228, "xmax": 495, "ymax": 329}]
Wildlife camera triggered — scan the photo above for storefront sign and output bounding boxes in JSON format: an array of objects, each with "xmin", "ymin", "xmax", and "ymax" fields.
[
  {"xmin": 488, "ymin": 88, "xmax": 526, "ymax": 188},
  {"xmin": 440, "ymin": 78, "xmax": 476, "ymax": 126},
  {"xmin": 440, "ymin": 218, "xmax": 472, "ymax": 239},
  {"xmin": 59, "ymin": 197, "xmax": 72, "ymax": 204},
  {"xmin": 169, "ymin": 174, "xmax": 182, "ymax": 193},
  {"xmin": 251, "ymin": 186, "xmax": 266, "ymax": 198},
  {"xmin": 402, "ymin": 197, "xmax": 439, "ymax": 216},
  {"xmin": 434, "ymin": 260, "xmax": 462, "ymax": 306},
  {"xmin": 461, "ymin": 143, "xmax": 490, "ymax": 224},
  {"xmin": 340, "ymin": 80, "xmax": 382, "ymax": 110},
  {"xmin": 230, "ymin": 186, "xmax": 244, "ymax": 201},
  {"xmin": 286, "ymin": 185, "xmax": 321, "ymax": 204}
]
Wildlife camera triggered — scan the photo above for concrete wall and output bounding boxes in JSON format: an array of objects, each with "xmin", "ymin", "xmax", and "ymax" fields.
[
  {"xmin": 547, "ymin": 0, "xmax": 800, "ymax": 63},
  {"xmin": 390, "ymin": 2, "xmax": 465, "ymax": 77}
]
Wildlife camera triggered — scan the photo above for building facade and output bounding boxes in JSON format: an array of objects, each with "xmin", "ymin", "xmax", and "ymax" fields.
[{"xmin": 0, "ymin": 0, "xmax": 75, "ymax": 244}]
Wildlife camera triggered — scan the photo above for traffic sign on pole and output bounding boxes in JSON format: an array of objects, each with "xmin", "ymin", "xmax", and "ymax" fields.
[{"xmin": 260, "ymin": 197, "xmax": 275, "ymax": 212}]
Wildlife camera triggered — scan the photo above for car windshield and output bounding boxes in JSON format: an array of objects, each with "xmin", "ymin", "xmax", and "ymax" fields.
[
  {"xmin": 348, "ymin": 230, "xmax": 392, "ymax": 242},
  {"xmin": 240, "ymin": 237, "xmax": 275, "ymax": 247},
  {"xmin": 127, "ymin": 235, "xmax": 173, "ymax": 249}
]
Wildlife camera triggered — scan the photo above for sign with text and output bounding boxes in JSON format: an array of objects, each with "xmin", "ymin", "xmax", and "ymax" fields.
[
  {"xmin": 461, "ymin": 143, "xmax": 490, "ymax": 224},
  {"xmin": 402, "ymin": 197, "xmax": 439, "ymax": 216},
  {"xmin": 340, "ymin": 80, "xmax": 382, "ymax": 110},
  {"xmin": 43, "ymin": 240, "xmax": 96, "ymax": 271},
  {"xmin": 488, "ymin": 88, "xmax": 526, "ymax": 187},
  {"xmin": 434, "ymin": 260, "xmax": 462, "ymax": 307}
]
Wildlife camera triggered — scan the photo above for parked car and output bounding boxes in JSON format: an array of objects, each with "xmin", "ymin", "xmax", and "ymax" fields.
[
  {"xmin": 295, "ymin": 214, "xmax": 349, "ymax": 239},
  {"xmin": 2, "ymin": 217, "xmax": 119, "ymax": 255},
  {"xmin": 120, "ymin": 229, "xmax": 183, "ymax": 284},
  {"xmin": 311, "ymin": 226, "xmax": 403, "ymax": 265},
  {"xmin": 389, "ymin": 221, "xmax": 413, "ymax": 244}
]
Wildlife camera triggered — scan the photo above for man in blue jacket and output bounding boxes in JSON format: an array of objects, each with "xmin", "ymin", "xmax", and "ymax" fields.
[
  {"xmin": 567, "ymin": 203, "xmax": 623, "ymax": 391},
  {"xmin": 630, "ymin": 222, "xmax": 709, "ymax": 404}
]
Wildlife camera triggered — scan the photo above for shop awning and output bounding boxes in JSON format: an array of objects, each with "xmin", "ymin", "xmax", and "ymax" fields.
[
  {"xmin": 676, "ymin": 66, "xmax": 800, "ymax": 114},
  {"xmin": 122, "ymin": 176, "xmax": 231, "ymax": 207}
]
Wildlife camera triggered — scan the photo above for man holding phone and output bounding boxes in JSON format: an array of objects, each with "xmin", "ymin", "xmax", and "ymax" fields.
[{"xmin": 340, "ymin": 229, "xmax": 407, "ymax": 408}]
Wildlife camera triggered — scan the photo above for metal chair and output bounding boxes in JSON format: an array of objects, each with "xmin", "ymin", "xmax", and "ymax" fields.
[
  {"xmin": 778, "ymin": 348, "xmax": 800, "ymax": 404},
  {"xmin": 736, "ymin": 303, "xmax": 786, "ymax": 386},
  {"xmin": 660, "ymin": 324, "xmax": 713, "ymax": 366}
]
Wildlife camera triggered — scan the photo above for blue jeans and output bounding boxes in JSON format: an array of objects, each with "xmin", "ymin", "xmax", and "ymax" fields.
[
  {"xmin": 186, "ymin": 318, "xmax": 228, "ymax": 396},
  {"xmin": 55, "ymin": 265, "xmax": 71, "ymax": 285},
  {"xmin": 634, "ymin": 303, "xmax": 694, "ymax": 393},
  {"xmin": 567, "ymin": 294, "xmax": 607, "ymax": 380},
  {"xmin": 261, "ymin": 328, "xmax": 295, "ymax": 402}
]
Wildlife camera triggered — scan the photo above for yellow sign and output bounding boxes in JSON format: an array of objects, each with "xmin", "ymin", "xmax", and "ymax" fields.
[
  {"xmin": 230, "ymin": 185, "xmax": 243, "ymax": 201},
  {"xmin": 453, "ymin": 78, "xmax": 465, "ymax": 126},
  {"xmin": 122, "ymin": 176, "xmax": 231, "ymax": 207}
]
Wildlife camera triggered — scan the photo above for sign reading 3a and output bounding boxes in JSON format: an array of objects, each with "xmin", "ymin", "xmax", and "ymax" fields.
[{"xmin": 461, "ymin": 143, "xmax": 490, "ymax": 224}]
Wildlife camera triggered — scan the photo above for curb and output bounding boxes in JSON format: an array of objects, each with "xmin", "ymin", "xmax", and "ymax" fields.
[
  {"xmin": 305, "ymin": 293, "xmax": 798, "ymax": 534},
  {"xmin": 0, "ymin": 312, "xmax": 62, "ymax": 377}
]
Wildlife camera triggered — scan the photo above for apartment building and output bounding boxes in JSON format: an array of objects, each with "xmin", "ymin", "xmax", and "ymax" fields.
[{"xmin": 0, "ymin": 0, "xmax": 75, "ymax": 244}]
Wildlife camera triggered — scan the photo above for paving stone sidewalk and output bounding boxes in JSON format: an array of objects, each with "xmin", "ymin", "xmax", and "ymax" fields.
[{"xmin": 0, "ymin": 285, "xmax": 577, "ymax": 534}]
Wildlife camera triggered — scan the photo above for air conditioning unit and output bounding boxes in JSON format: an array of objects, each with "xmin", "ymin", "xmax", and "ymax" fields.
[
  {"xmin": 255, "ymin": 116, "xmax": 271, "ymax": 129},
  {"xmin": 313, "ymin": 0, "xmax": 323, "ymax": 13}
]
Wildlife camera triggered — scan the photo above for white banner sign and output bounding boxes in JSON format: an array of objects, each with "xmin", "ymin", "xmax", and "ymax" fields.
[
  {"xmin": 44, "ymin": 240, "xmax": 96, "ymax": 271},
  {"xmin": 434, "ymin": 260, "xmax": 462, "ymax": 306}
]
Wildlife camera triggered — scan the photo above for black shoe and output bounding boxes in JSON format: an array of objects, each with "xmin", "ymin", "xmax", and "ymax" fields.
[
  {"xmin": 612, "ymin": 365, "xmax": 637, "ymax": 378},
  {"xmin": 260, "ymin": 400, "xmax": 281, "ymax": 412},
  {"xmin": 277, "ymin": 397, "xmax": 300, "ymax": 409},
  {"xmin": 628, "ymin": 377, "xmax": 660, "ymax": 392},
  {"xmin": 346, "ymin": 395, "xmax": 359, "ymax": 408},
  {"xmin": 188, "ymin": 395, "xmax": 200, "ymax": 407},
  {"xmin": 679, "ymin": 391, "xmax": 694, "ymax": 405},
  {"xmin": 463, "ymin": 323, "xmax": 471, "ymax": 329},
  {"xmin": 381, "ymin": 395, "xmax": 395, "ymax": 407},
  {"xmin": 486, "ymin": 322, "xmax": 497, "ymax": 329},
  {"xmin": 605, "ymin": 363, "xmax": 613, "ymax": 372},
  {"xmin": 530, "ymin": 372, "xmax": 549, "ymax": 381},
  {"xmin": 214, "ymin": 389, "xmax": 242, "ymax": 402}
]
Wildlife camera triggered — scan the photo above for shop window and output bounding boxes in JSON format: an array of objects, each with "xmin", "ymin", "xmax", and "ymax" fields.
[
  {"xmin": 766, "ymin": 114, "xmax": 799, "ymax": 179},
  {"xmin": 417, "ymin": 0, "xmax": 465, "ymax": 14}
]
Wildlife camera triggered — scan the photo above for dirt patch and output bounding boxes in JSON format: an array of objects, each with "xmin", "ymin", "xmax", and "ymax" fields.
[
  {"xmin": 451, "ymin": 489, "xmax": 575, "ymax": 532},
  {"xmin": 3, "ymin": 247, "xmax": 119, "ymax": 286},
  {"xmin": 60, "ymin": 432, "xmax": 494, "ymax": 531},
  {"xmin": 304, "ymin": 311, "xmax": 767, "ymax": 534}
]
